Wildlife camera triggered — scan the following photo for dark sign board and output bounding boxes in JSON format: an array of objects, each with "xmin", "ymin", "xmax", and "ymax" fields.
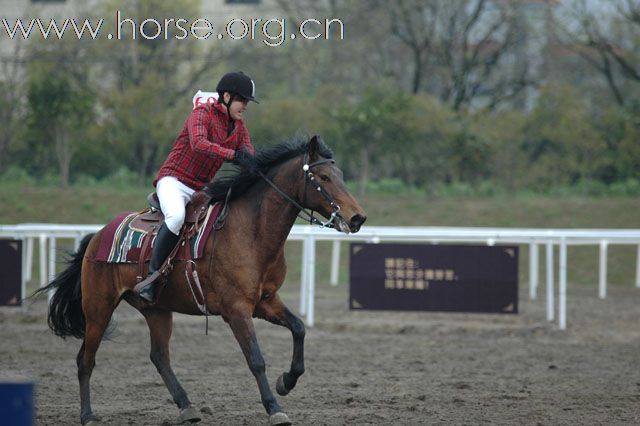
[
  {"xmin": 0, "ymin": 240, "xmax": 22, "ymax": 307},
  {"xmin": 350, "ymin": 243, "xmax": 518, "ymax": 314}
]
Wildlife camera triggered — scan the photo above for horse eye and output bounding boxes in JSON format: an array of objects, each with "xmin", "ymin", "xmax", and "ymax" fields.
[{"xmin": 319, "ymin": 174, "xmax": 330, "ymax": 182}]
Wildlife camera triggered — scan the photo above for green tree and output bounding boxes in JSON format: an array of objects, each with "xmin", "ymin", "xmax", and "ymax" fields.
[
  {"xmin": 593, "ymin": 104, "xmax": 640, "ymax": 183},
  {"xmin": 393, "ymin": 94, "xmax": 460, "ymax": 188},
  {"xmin": 327, "ymin": 84, "xmax": 413, "ymax": 195},
  {"xmin": 100, "ymin": 73, "xmax": 183, "ymax": 186},
  {"xmin": 94, "ymin": 0, "xmax": 224, "ymax": 183},
  {"xmin": 24, "ymin": 39, "xmax": 94, "ymax": 187},
  {"xmin": 248, "ymin": 95, "xmax": 328, "ymax": 146},
  {"xmin": 522, "ymin": 84, "xmax": 603, "ymax": 189},
  {"xmin": 0, "ymin": 43, "xmax": 25, "ymax": 174},
  {"xmin": 560, "ymin": 0, "xmax": 640, "ymax": 108},
  {"xmin": 471, "ymin": 109, "xmax": 528, "ymax": 190}
]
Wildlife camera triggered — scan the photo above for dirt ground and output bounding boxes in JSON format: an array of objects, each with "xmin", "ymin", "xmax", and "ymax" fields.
[{"xmin": 1, "ymin": 283, "xmax": 640, "ymax": 426}]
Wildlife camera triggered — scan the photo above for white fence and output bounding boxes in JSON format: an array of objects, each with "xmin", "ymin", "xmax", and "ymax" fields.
[{"xmin": 2, "ymin": 223, "xmax": 640, "ymax": 330}]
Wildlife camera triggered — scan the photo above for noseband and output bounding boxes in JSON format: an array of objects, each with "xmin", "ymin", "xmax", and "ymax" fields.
[{"xmin": 257, "ymin": 154, "xmax": 342, "ymax": 229}]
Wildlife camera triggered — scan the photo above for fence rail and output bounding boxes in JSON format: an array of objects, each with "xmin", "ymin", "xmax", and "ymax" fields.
[{"xmin": 2, "ymin": 223, "xmax": 639, "ymax": 330}]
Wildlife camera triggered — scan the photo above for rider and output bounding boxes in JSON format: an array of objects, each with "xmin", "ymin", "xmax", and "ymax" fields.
[{"xmin": 136, "ymin": 71, "xmax": 258, "ymax": 302}]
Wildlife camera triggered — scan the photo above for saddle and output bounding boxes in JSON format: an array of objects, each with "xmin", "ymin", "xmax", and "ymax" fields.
[
  {"xmin": 130, "ymin": 191, "xmax": 212, "ymax": 235},
  {"xmin": 132, "ymin": 190, "xmax": 216, "ymax": 312}
]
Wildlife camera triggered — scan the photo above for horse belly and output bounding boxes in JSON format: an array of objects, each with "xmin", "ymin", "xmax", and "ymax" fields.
[{"xmin": 157, "ymin": 279, "xmax": 222, "ymax": 316}]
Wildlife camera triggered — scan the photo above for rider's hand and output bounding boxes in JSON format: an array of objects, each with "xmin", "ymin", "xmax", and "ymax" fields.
[{"xmin": 230, "ymin": 149, "xmax": 256, "ymax": 172}]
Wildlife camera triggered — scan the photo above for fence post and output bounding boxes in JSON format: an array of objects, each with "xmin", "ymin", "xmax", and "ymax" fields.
[
  {"xmin": 39, "ymin": 234, "xmax": 47, "ymax": 289},
  {"xmin": 636, "ymin": 245, "xmax": 640, "ymax": 289},
  {"xmin": 598, "ymin": 240, "xmax": 608, "ymax": 299},
  {"xmin": 306, "ymin": 236, "xmax": 316, "ymax": 327},
  {"xmin": 546, "ymin": 240, "xmax": 554, "ymax": 322},
  {"xmin": 21, "ymin": 236, "xmax": 28, "ymax": 309},
  {"xmin": 529, "ymin": 242, "xmax": 538, "ymax": 300},
  {"xmin": 47, "ymin": 236, "xmax": 57, "ymax": 302},
  {"xmin": 299, "ymin": 238, "xmax": 308, "ymax": 315},
  {"xmin": 25, "ymin": 237, "xmax": 33, "ymax": 282},
  {"xmin": 559, "ymin": 238, "xmax": 567, "ymax": 330},
  {"xmin": 330, "ymin": 240, "xmax": 341, "ymax": 286}
]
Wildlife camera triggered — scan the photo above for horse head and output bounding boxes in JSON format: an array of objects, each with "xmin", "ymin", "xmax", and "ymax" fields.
[
  {"xmin": 205, "ymin": 136, "xmax": 367, "ymax": 233},
  {"xmin": 295, "ymin": 136, "xmax": 367, "ymax": 234}
]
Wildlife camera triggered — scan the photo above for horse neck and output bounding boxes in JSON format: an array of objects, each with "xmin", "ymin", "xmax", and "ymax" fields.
[{"xmin": 244, "ymin": 159, "xmax": 303, "ymax": 254}]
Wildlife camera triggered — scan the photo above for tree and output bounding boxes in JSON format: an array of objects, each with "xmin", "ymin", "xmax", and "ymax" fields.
[
  {"xmin": 94, "ymin": 0, "xmax": 226, "ymax": 183},
  {"xmin": 471, "ymin": 109, "xmax": 528, "ymax": 190},
  {"xmin": 100, "ymin": 73, "xmax": 184, "ymax": 185},
  {"xmin": 325, "ymin": 83, "xmax": 415, "ymax": 195},
  {"xmin": 559, "ymin": 0, "xmax": 640, "ymax": 107},
  {"xmin": 0, "ymin": 43, "xmax": 25, "ymax": 173},
  {"xmin": 592, "ymin": 104, "xmax": 640, "ymax": 183},
  {"xmin": 24, "ymin": 38, "xmax": 94, "ymax": 187},
  {"xmin": 383, "ymin": 0, "xmax": 533, "ymax": 110},
  {"xmin": 521, "ymin": 84, "xmax": 603, "ymax": 188}
]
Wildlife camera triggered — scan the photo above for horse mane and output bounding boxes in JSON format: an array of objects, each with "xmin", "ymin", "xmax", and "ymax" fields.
[{"xmin": 204, "ymin": 136, "xmax": 333, "ymax": 203}]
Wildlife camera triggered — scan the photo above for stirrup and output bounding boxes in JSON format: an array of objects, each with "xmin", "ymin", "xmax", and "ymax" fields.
[
  {"xmin": 134, "ymin": 271, "xmax": 162, "ymax": 299},
  {"xmin": 138, "ymin": 283, "xmax": 156, "ymax": 302}
]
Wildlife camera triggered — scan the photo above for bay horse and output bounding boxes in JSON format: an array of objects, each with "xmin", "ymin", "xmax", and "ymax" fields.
[{"xmin": 36, "ymin": 136, "xmax": 366, "ymax": 425}]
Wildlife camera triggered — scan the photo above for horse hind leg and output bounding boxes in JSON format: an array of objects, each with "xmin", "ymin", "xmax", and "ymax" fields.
[
  {"xmin": 76, "ymin": 341, "xmax": 97, "ymax": 425},
  {"xmin": 77, "ymin": 304, "xmax": 117, "ymax": 425},
  {"xmin": 141, "ymin": 308, "xmax": 201, "ymax": 424}
]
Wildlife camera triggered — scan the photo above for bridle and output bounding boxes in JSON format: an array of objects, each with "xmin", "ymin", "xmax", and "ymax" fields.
[{"xmin": 257, "ymin": 154, "xmax": 342, "ymax": 229}]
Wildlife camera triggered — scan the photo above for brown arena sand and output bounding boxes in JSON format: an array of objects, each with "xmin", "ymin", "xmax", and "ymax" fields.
[{"xmin": 1, "ymin": 284, "xmax": 639, "ymax": 425}]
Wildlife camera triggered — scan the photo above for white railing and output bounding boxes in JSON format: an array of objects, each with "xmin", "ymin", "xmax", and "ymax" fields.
[{"xmin": 2, "ymin": 223, "xmax": 640, "ymax": 330}]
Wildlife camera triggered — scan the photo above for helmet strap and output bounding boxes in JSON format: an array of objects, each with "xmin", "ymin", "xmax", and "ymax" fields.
[
  {"xmin": 219, "ymin": 91, "xmax": 230, "ymax": 108},
  {"xmin": 222, "ymin": 92, "xmax": 236, "ymax": 135}
]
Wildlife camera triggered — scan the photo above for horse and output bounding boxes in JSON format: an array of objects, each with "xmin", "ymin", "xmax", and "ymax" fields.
[{"xmin": 35, "ymin": 136, "xmax": 366, "ymax": 425}]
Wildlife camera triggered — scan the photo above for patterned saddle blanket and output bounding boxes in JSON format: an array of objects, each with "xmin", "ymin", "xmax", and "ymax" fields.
[{"xmin": 92, "ymin": 203, "xmax": 222, "ymax": 263}]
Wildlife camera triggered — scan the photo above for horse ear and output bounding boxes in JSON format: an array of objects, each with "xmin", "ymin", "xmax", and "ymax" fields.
[{"xmin": 307, "ymin": 135, "xmax": 321, "ymax": 161}]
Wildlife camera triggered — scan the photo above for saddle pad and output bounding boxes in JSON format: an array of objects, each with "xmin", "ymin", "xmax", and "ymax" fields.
[{"xmin": 92, "ymin": 203, "xmax": 222, "ymax": 263}]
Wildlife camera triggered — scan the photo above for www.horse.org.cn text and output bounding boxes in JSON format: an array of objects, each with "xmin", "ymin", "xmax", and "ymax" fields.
[{"xmin": 1, "ymin": 11, "xmax": 346, "ymax": 47}]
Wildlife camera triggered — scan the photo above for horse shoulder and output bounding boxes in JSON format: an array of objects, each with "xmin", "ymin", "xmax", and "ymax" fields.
[{"xmin": 262, "ymin": 249, "xmax": 287, "ymax": 292}]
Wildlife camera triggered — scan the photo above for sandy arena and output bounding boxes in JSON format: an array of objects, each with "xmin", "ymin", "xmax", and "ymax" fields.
[{"xmin": 1, "ymin": 284, "xmax": 639, "ymax": 425}]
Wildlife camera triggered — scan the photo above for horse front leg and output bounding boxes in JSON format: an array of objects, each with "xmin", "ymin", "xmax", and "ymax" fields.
[
  {"xmin": 224, "ymin": 306, "xmax": 291, "ymax": 426},
  {"xmin": 255, "ymin": 295, "xmax": 305, "ymax": 396}
]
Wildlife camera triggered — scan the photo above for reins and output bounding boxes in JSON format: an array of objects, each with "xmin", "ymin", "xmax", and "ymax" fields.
[{"xmin": 256, "ymin": 154, "xmax": 342, "ymax": 229}]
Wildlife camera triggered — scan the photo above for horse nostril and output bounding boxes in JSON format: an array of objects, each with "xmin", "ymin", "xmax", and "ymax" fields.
[{"xmin": 350, "ymin": 214, "xmax": 367, "ymax": 231}]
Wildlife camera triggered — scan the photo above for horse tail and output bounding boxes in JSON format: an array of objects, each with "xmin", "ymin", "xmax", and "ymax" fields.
[{"xmin": 34, "ymin": 233, "xmax": 94, "ymax": 339}]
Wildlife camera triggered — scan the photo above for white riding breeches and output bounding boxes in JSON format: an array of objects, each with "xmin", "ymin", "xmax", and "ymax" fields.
[{"xmin": 156, "ymin": 176, "xmax": 195, "ymax": 235}]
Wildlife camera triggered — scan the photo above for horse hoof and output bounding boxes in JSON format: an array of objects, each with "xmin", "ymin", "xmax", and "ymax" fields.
[
  {"xmin": 81, "ymin": 414, "xmax": 101, "ymax": 425},
  {"xmin": 276, "ymin": 374, "xmax": 290, "ymax": 396},
  {"xmin": 269, "ymin": 412, "xmax": 291, "ymax": 426},
  {"xmin": 178, "ymin": 406, "xmax": 201, "ymax": 423}
]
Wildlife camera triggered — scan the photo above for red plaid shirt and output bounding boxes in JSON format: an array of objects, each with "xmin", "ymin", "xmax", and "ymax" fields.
[{"xmin": 154, "ymin": 99, "xmax": 254, "ymax": 190}]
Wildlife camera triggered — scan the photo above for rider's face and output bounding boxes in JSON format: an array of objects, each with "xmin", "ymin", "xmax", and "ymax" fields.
[{"xmin": 223, "ymin": 93, "xmax": 249, "ymax": 121}]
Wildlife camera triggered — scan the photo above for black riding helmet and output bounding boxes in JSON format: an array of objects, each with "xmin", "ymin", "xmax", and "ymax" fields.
[{"xmin": 216, "ymin": 71, "xmax": 259, "ymax": 104}]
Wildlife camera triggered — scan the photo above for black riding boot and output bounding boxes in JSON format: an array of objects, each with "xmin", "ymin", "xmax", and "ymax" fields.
[{"xmin": 137, "ymin": 223, "xmax": 180, "ymax": 302}]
